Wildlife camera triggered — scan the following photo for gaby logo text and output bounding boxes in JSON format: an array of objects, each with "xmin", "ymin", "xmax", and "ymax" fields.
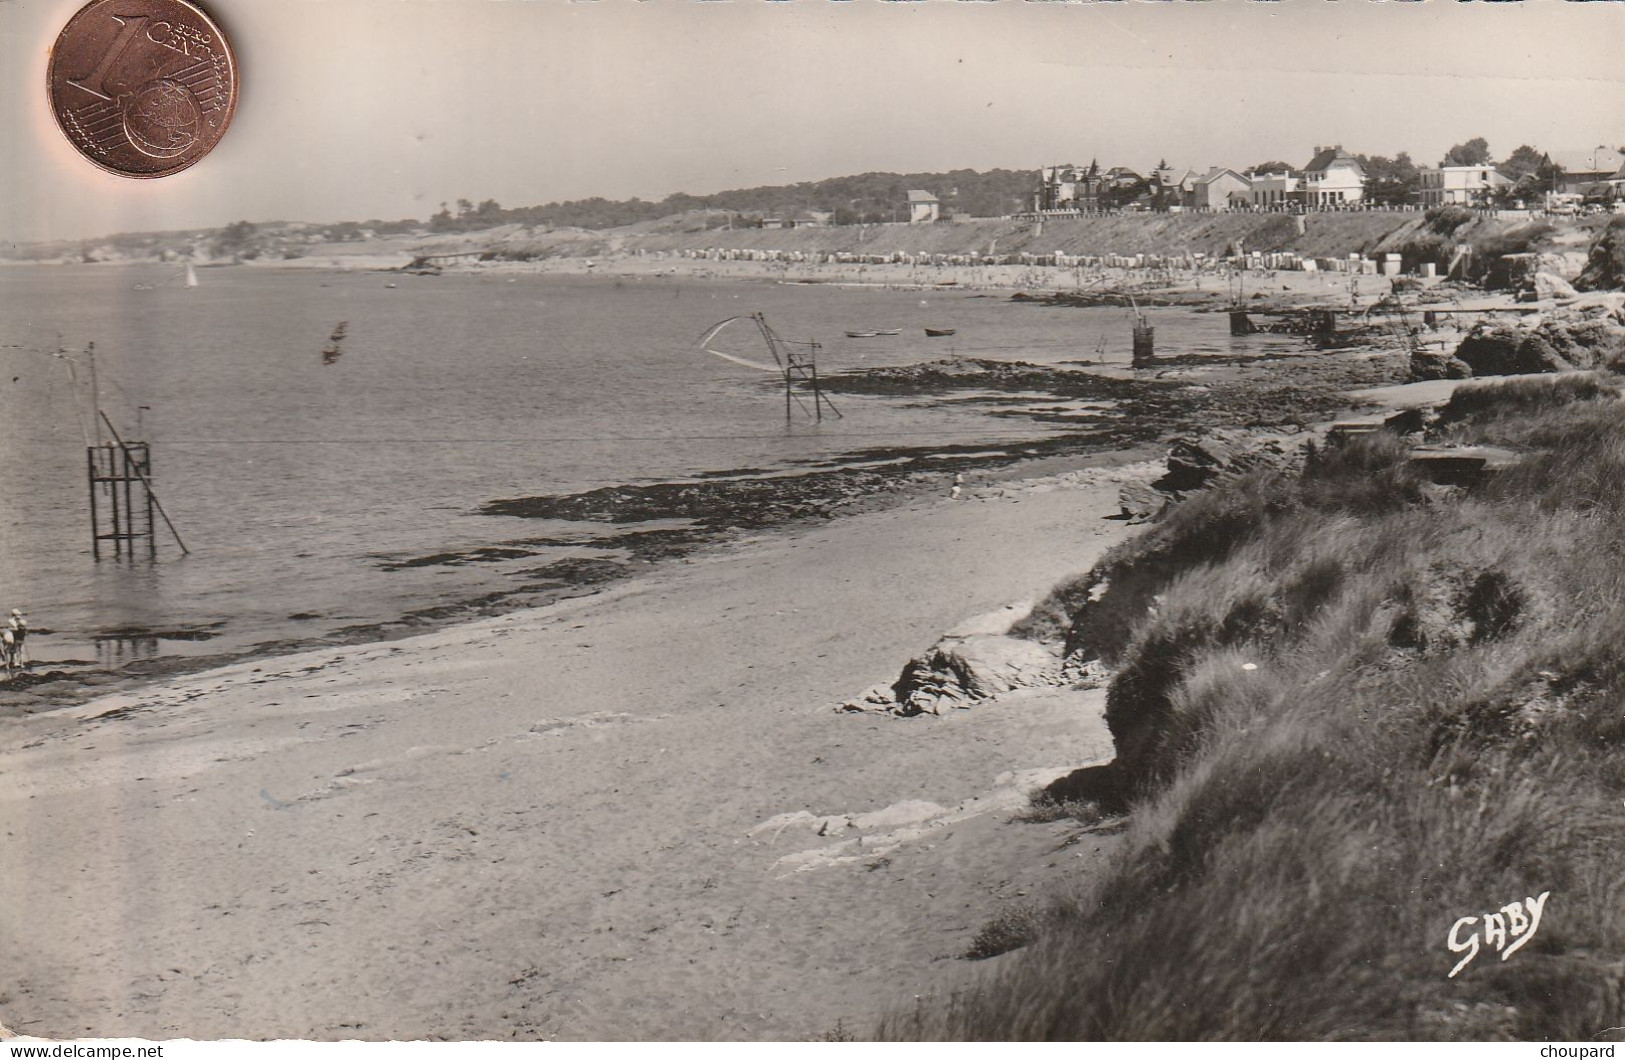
[{"xmin": 1447, "ymin": 890, "xmax": 1550, "ymax": 978}]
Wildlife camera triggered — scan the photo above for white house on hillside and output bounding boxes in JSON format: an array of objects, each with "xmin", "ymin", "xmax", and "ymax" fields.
[
  {"xmin": 1248, "ymin": 170, "xmax": 1300, "ymax": 207},
  {"xmin": 1189, "ymin": 168, "xmax": 1251, "ymax": 210},
  {"xmin": 1301, "ymin": 146, "xmax": 1365, "ymax": 207},
  {"xmin": 1418, "ymin": 165, "xmax": 1512, "ymax": 207},
  {"xmin": 906, "ymin": 190, "xmax": 940, "ymax": 223}
]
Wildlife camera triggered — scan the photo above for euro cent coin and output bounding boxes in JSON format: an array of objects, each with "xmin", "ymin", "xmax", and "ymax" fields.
[{"xmin": 48, "ymin": 0, "xmax": 239, "ymax": 178}]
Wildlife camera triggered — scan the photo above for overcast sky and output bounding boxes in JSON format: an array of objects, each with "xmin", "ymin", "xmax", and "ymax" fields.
[{"xmin": 2, "ymin": 0, "xmax": 1621, "ymax": 245}]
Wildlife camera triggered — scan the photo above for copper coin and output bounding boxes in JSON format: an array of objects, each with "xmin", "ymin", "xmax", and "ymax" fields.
[{"xmin": 47, "ymin": 0, "xmax": 238, "ymax": 178}]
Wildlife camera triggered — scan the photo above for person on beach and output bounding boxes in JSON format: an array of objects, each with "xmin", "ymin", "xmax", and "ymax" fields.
[{"xmin": 7, "ymin": 609, "xmax": 27, "ymax": 668}]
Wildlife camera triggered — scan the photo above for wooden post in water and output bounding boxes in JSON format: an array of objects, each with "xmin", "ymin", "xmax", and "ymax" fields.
[
  {"xmin": 782, "ymin": 343, "xmax": 840, "ymax": 425},
  {"xmin": 121, "ymin": 443, "xmax": 134, "ymax": 557},
  {"xmin": 107, "ymin": 445, "xmax": 122, "ymax": 556},
  {"xmin": 86, "ymin": 448, "xmax": 101, "ymax": 560},
  {"xmin": 85, "ymin": 411, "xmax": 188, "ymax": 558},
  {"xmin": 745, "ymin": 313, "xmax": 840, "ymax": 426},
  {"xmin": 809, "ymin": 355, "xmax": 823, "ymax": 424},
  {"xmin": 1131, "ymin": 323, "xmax": 1155, "ymax": 364},
  {"xmin": 145, "ymin": 445, "xmax": 157, "ymax": 559},
  {"xmin": 1129, "ymin": 294, "xmax": 1155, "ymax": 367}
]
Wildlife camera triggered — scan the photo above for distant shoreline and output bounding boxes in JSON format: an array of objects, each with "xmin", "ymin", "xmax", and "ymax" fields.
[
  {"xmin": 6, "ymin": 249, "xmax": 1441, "ymax": 315},
  {"xmin": 271, "ymin": 249, "xmax": 1422, "ymax": 312}
]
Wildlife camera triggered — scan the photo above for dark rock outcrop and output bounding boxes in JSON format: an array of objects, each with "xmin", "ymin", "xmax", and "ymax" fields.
[
  {"xmin": 840, "ymin": 603, "xmax": 1064, "ymax": 716},
  {"xmin": 1452, "ymin": 319, "xmax": 1625, "ymax": 377},
  {"xmin": 1577, "ymin": 218, "xmax": 1625, "ymax": 292},
  {"xmin": 1117, "ymin": 430, "xmax": 1301, "ymax": 524},
  {"xmin": 1117, "ymin": 480, "xmax": 1168, "ymax": 523},
  {"xmin": 1455, "ymin": 324, "xmax": 1572, "ymax": 376},
  {"xmin": 1409, "ymin": 344, "xmax": 1473, "ymax": 382},
  {"xmin": 1156, "ymin": 430, "xmax": 1295, "ymax": 494},
  {"xmin": 889, "ymin": 635, "xmax": 1061, "ymax": 715}
]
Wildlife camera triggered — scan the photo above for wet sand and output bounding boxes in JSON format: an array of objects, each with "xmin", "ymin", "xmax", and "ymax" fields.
[{"xmin": 0, "ymin": 466, "xmax": 1142, "ymax": 1041}]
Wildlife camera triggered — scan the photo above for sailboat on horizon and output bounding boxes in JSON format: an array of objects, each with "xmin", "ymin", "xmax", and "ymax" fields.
[{"xmin": 132, "ymin": 261, "xmax": 202, "ymax": 292}]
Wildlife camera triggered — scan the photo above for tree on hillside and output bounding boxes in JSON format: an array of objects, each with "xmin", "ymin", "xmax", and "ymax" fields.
[
  {"xmin": 1537, "ymin": 158, "xmax": 1566, "ymax": 196},
  {"xmin": 1101, "ymin": 177, "xmax": 1151, "ymax": 209},
  {"xmin": 411, "ymin": 167, "xmax": 1038, "ymax": 232},
  {"xmin": 1490, "ymin": 146, "xmax": 1561, "ymax": 204},
  {"xmin": 362, "ymin": 218, "xmax": 421, "ymax": 236},
  {"xmin": 1248, "ymin": 161, "xmax": 1295, "ymax": 175},
  {"xmin": 1501, "ymin": 145, "xmax": 1546, "ymax": 181},
  {"xmin": 211, "ymin": 220, "xmax": 259, "ymax": 260},
  {"xmin": 324, "ymin": 221, "xmax": 365, "ymax": 242},
  {"xmin": 1443, "ymin": 138, "xmax": 1492, "ymax": 166},
  {"xmin": 1356, "ymin": 151, "xmax": 1420, "ymax": 206}
]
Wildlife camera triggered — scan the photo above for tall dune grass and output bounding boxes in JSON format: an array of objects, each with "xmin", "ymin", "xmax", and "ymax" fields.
[{"xmin": 888, "ymin": 380, "xmax": 1625, "ymax": 1040}]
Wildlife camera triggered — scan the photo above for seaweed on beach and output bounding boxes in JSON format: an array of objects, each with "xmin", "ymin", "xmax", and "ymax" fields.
[
  {"xmin": 378, "ymin": 546, "xmax": 542, "ymax": 571},
  {"xmin": 818, "ymin": 356, "xmax": 1178, "ymax": 398},
  {"xmin": 480, "ymin": 466, "xmax": 908, "ymax": 527},
  {"xmin": 480, "ymin": 347, "xmax": 1401, "ymax": 542},
  {"xmin": 1011, "ymin": 290, "xmax": 1209, "ymax": 309}
]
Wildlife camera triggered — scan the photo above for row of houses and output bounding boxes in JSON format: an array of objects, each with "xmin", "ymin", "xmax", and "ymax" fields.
[
  {"xmin": 1034, "ymin": 146, "xmax": 1625, "ymax": 213},
  {"xmin": 730, "ymin": 145, "xmax": 1624, "ymax": 230},
  {"xmin": 664, "ymin": 245, "xmax": 1421, "ymax": 277},
  {"xmin": 1413, "ymin": 151, "xmax": 1621, "ymax": 207}
]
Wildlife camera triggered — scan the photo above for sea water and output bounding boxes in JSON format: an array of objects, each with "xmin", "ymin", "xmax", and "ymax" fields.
[{"xmin": 0, "ymin": 265, "xmax": 1299, "ymax": 669}]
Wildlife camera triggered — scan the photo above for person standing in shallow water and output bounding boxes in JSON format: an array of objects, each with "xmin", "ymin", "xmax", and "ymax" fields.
[{"xmin": 7, "ymin": 609, "xmax": 27, "ymax": 668}]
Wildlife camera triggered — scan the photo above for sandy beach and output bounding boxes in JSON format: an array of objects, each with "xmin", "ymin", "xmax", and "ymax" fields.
[
  {"xmin": 0, "ymin": 464, "xmax": 1143, "ymax": 1041},
  {"xmin": 264, "ymin": 243, "xmax": 1418, "ymax": 311}
]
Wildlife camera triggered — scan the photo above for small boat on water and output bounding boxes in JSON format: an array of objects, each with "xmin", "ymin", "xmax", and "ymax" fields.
[
  {"xmin": 845, "ymin": 330, "xmax": 879, "ymax": 338},
  {"xmin": 137, "ymin": 262, "xmax": 199, "ymax": 291},
  {"xmin": 924, "ymin": 327, "xmax": 956, "ymax": 337},
  {"xmin": 875, "ymin": 328, "xmax": 901, "ymax": 336}
]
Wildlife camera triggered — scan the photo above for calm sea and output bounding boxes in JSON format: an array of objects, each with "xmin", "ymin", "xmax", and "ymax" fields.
[{"xmin": 0, "ymin": 265, "xmax": 1294, "ymax": 670}]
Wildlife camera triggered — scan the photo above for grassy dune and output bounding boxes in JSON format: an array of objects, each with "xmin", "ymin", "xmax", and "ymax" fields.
[{"xmin": 889, "ymin": 373, "xmax": 1625, "ymax": 1041}]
